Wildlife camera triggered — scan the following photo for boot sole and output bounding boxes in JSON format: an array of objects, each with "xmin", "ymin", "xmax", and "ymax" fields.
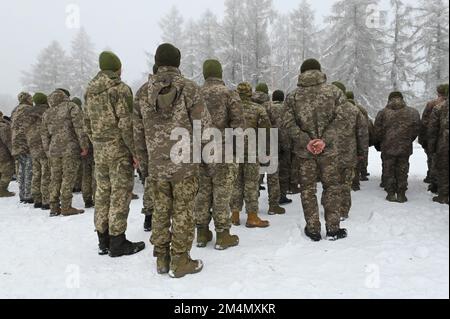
[
  {"xmin": 246, "ymin": 224, "xmax": 270, "ymax": 228},
  {"xmin": 214, "ymin": 242, "xmax": 239, "ymax": 251}
]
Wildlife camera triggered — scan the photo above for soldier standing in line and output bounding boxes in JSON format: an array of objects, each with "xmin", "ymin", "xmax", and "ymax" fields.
[{"xmin": 0, "ymin": 110, "xmax": 15, "ymax": 197}]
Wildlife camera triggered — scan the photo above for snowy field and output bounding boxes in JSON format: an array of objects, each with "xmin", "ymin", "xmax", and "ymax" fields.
[{"xmin": 0, "ymin": 146, "xmax": 448, "ymax": 299}]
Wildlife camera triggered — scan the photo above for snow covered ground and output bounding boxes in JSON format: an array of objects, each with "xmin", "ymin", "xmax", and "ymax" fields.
[{"xmin": 0, "ymin": 146, "xmax": 448, "ymax": 299}]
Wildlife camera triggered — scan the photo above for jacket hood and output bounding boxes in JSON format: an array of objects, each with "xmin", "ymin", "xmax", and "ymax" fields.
[
  {"xmin": 48, "ymin": 90, "xmax": 70, "ymax": 108},
  {"xmin": 87, "ymin": 71, "xmax": 122, "ymax": 95},
  {"xmin": 387, "ymin": 98, "xmax": 407, "ymax": 111},
  {"xmin": 251, "ymin": 91, "xmax": 270, "ymax": 104},
  {"xmin": 298, "ymin": 70, "xmax": 327, "ymax": 88}
]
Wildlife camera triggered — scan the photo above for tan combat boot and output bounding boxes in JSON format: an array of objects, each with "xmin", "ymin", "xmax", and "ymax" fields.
[
  {"xmin": 231, "ymin": 211, "xmax": 241, "ymax": 226},
  {"xmin": 246, "ymin": 212, "xmax": 270, "ymax": 228},
  {"xmin": 169, "ymin": 253, "xmax": 203, "ymax": 279},
  {"xmin": 268, "ymin": 205, "xmax": 286, "ymax": 215},
  {"xmin": 215, "ymin": 230, "xmax": 239, "ymax": 251},
  {"xmin": 157, "ymin": 254, "xmax": 171, "ymax": 274},
  {"xmin": 49, "ymin": 206, "xmax": 61, "ymax": 217},
  {"xmin": 196, "ymin": 226, "xmax": 213, "ymax": 248},
  {"xmin": 0, "ymin": 190, "xmax": 15, "ymax": 198},
  {"xmin": 61, "ymin": 207, "xmax": 85, "ymax": 216}
]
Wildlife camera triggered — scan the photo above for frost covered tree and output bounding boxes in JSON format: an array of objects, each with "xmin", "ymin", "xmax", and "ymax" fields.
[
  {"xmin": 241, "ymin": 0, "xmax": 274, "ymax": 86},
  {"xmin": 270, "ymin": 14, "xmax": 293, "ymax": 92},
  {"xmin": 411, "ymin": 0, "xmax": 449, "ymax": 98},
  {"xmin": 159, "ymin": 6, "xmax": 185, "ymax": 51},
  {"xmin": 68, "ymin": 28, "xmax": 97, "ymax": 98},
  {"xmin": 323, "ymin": 0, "xmax": 387, "ymax": 115},
  {"xmin": 386, "ymin": 0, "xmax": 416, "ymax": 94},
  {"xmin": 181, "ymin": 20, "xmax": 201, "ymax": 81},
  {"xmin": 21, "ymin": 41, "xmax": 71, "ymax": 94},
  {"xmin": 219, "ymin": 0, "xmax": 246, "ymax": 86}
]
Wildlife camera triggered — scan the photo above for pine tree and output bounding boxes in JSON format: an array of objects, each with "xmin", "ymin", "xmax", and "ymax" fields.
[
  {"xmin": 181, "ymin": 19, "xmax": 201, "ymax": 81},
  {"xmin": 196, "ymin": 10, "xmax": 221, "ymax": 75},
  {"xmin": 68, "ymin": 28, "xmax": 97, "ymax": 98},
  {"xmin": 159, "ymin": 6, "xmax": 185, "ymax": 50}
]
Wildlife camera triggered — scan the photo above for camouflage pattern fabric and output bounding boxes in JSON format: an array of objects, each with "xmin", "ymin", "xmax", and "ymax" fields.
[
  {"xmin": 0, "ymin": 120, "xmax": 14, "ymax": 191},
  {"xmin": 195, "ymin": 163, "xmax": 238, "ymax": 232},
  {"xmin": 17, "ymin": 154, "xmax": 32, "ymax": 201},
  {"xmin": 150, "ymin": 176, "xmax": 199, "ymax": 257},
  {"xmin": 26, "ymin": 104, "xmax": 49, "ymax": 160},
  {"xmin": 230, "ymin": 163, "xmax": 260, "ymax": 214},
  {"xmin": 142, "ymin": 177, "xmax": 154, "ymax": 215},
  {"xmin": 49, "ymin": 156, "xmax": 80, "ymax": 209},
  {"xmin": 0, "ymin": 160, "xmax": 14, "ymax": 192},
  {"xmin": 11, "ymin": 102, "xmax": 32, "ymax": 157},
  {"xmin": 84, "ymin": 70, "xmax": 136, "ymax": 236},
  {"xmin": 31, "ymin": 158, "xmax": 50, "ymax": 205},
  {"xmin": 383, "ymin": 155, "xmax": 410, "ymax": 193},
  {"xmin": 81, "ymin": 152, "xmax": 95, "ymax": 202},
  {"xmin": 339, "ymin": 167, "xmax": 355, "ymax": 218}
]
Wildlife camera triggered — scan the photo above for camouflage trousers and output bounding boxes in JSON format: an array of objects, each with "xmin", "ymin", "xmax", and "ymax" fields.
[
  {"xmin": 194, "ymin": 163, "xmax": 238, "ymax": 232},
  {"xmin": 230, "ymin": 163, "xmax": 260, "ymax": 214},
  {"xmin": 49, "ymin": 156, "xmax": 80, "ymax": 209},
  {"xmin": 74, "ymin": 163, "xmax": 82, "ymax": 190},
  {"xmin": 81, "ymin": 155, "xmax": 95, "ymax": 202},
  {"xmin": 142, "ymin": 177, "xmax": 154, "ymax": 216},
  {"xmin": 435, "ymin": 151, "xmax": 449, "ymax": 197},
  {"xmin": 0, "ymin": 160, "xmax": 14, "ymax": 191},
  {"xmin": 279, "ymin": 151, "xmax": 291, "ymax": 197},
  {"xmin": 425, "ymin": 150, "xmax": 433, "ymax": 180},
  {"xmin": 150, "ymin": 175, "xmax": 199, "ymax": 257},
  {"xmin": 94, "ymin": 151, "xmax": 134, "ymax": 236},
  {"xmin": 339, "ymin": 167, "xmax": 355, "ymax": 219},
  {"xmin": 383, "ymin": 155, "xmax": 410, "ymax": 193},
  {"xmin": 298, "ymin": 157, "xmax": 341, "ymax": 234},
  {"xmin": 267, "ymin": 162, "xmax": 281, "ymax": 206},
  {"xmin": 18, "ymin": 154, "xmax": 33, "ymax": 201},
  {"xmin": 31, "ymin": 157, "xmax": 50, "ymax": 205}
]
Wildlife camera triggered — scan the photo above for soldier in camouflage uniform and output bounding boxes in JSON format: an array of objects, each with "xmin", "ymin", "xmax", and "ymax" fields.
[
  {"xmin": 0, "ymin": 111, "xmax": 15, "ymax": 197},
  {"xmin": 193, "ymin": 59, "xmax": 244, "ymax": 250},
  {"xmin": 134, "ymin": 44, "xmax": 211, "ymax": 278},
  {"xmin": 72, "ymin": 97, "xmax": 95, "ymax": 208},
  {"xmin": 374, "ymin": 92, "xmax": 421, "ymax": 203},
  {"xmin": 283, "ymin": 59, "xmax": 347, "ymax": 242},
  {"xmin": 11, "ymin": 92, "xmax": 33, "ymax": 203},
  {"xmin": 84, "ymin": 51, "xmax": 145, "ymax": 258},
  {"xmin": 333, "ymin": 83, "xmax": 369, "ymax": 220},
  {"xmin": 427, "ymin": 95, "xmax": 449, "ymax": 205},
  {"xmin": 230, "ymin": 82, "xmax": 271, "ymax": 228},
  {"xmin": 419, "ymin": 84, "xmax": 448, "ymax": 187},
  {"xmin": 42, "ymin": 89, "xmax": 88, "ymax": 217},
  {"xmin": 27, "ymin": 93, "xmax": 50, "ymax": 210}
]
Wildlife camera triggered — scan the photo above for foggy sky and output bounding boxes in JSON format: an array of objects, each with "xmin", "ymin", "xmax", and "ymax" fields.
[{"xmin": 0, "ymin": 0, "xmax": 406, "ymax": 97}]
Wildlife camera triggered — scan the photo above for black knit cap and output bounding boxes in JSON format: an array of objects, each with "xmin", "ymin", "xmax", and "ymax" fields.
[
  {"xmin": 155, "ymin": 43, "xmax": 181, "ymax": 68},
  {"xmin": 332, "ymin": 81, "xmax": 346, "ymax": 93},
  {"xmin": 57, "ymin": 88, "xmax": 70, "ymax": 97},
  {"xmin": 300, "ymin": 59, "xmax": 321, "ymax": 74},
  {"xmin": 346, "ymin": 91, "xmax": 355, "ymax": 100},
  {"xmin": 272, "ymin": 90, "xmax": 285, "ymax": 102},
  {"xmin": 389, "ymin": 91, "xmax": 403, "ymax": 100}
]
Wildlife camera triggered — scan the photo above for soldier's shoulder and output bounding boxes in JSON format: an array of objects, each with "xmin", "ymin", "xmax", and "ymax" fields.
[{"xmin": 135, "ymin": 82, "xmax": 149, "ymax": 99}]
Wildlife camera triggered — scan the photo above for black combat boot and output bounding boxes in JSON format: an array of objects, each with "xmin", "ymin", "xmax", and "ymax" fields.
[
  {"xmin": 85, "ymin": 199, "xmax": 95, "ymax": 209},
  {"xmin": 386, "ymin": 192, "xmax": 397, "ymax": 202},
  {"xmin": 326, "ymin": 229, "xmax": 348, "ymax": 241},
  {"xmin": 428, "ymin": 183, "xmax": 438, "ymax": 194},
  {"xmin": 109, "ymin": 234, "xmax": 145, "ymax": 258},
  {"xmin": 97, "ymin": 231, "xmax": 110, "ymax": 256},
  {"xmin": 279, "ymin": 195, "xmax": 293, "ymax": 205},
  {"xmin": 144, "ymin": 215, "xmax": 152, "ymax": 232},
  {"xmin": 24, "ymin": 198, "xmax": 34, "ymax": 204},
  {"xmin": 397, "ymin": 191, "xmax": 408, "ymax": 203},
  {"xmin": 305, "ymin": 227, "xmax": 322, "ymax": 242},
  {"xmin": 433, "ymin": 195, "xmax": 449, "ymax": 205},
  {"xmin": 41, "ymin": 204, "xmax": 50, "ymax": 211},
  {"xmin": 34, "ymin": 202, "xmax": 42, "ymax": 209}
]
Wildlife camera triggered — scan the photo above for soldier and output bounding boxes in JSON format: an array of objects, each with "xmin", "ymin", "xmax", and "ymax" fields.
[
  {"xmin": 427, "ymin": 95, "xmax": 449, "ymax": 204},
  {"xmin": 11, "ymin": 92, "xmax": 34, "ymax": 204},
  {"xmin": 333, "ymin": 83, "xmax": 369, "ymax": 220},
  {"xmin": 27, "ymin": 93, "xmax": 50, "ymax": 210},
  {"xmin": 134, "ymin": 44, "xmax": 211, "ymax": 278},
  {"xmin": 0, "ymin": 110, "xmax": 15, "ymax": 197},
  {"xmin": 230, "ymin": 82, "xmax": 271, "ymax": 228},
  {"xmin": 42, "ymin": 89, "xmax": 88, "ymax": 217},
  {"xmin": 273, "ymin": 90, "xmax": 293, "ymax": 205},
  {"xmin": 193, "ymin": 59, "xmax": 244, "ymax": 250},
  {"xmin": 374, "ymin": 92, "xmax": 421, "ymax": 203},
  {"xmin": 84, "ymin": 51, "xmax": 145, "ymax": 258},
  {"xmin": 72, "ymin": 97, "xmax": 95, "ymax": 208},
  {"xmin": 283, "ymin": 59, "xmax": 347, "ymax": 242},
  {"xmin": 419, "ymin": 84, "xmax": 448, "ymax": 186}
]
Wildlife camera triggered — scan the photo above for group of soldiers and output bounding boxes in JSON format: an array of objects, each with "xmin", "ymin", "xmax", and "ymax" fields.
[{"xmin": 0, "ymin": 42, "xmax": 448, "ymax": 279}]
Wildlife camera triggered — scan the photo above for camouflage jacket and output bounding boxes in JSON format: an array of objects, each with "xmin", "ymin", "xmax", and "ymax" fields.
[
  {"xmin": 0, "ymin": 119, "xmax": 13, "ymax": 162},
  {"xmin": 84, "ymin": 71, "xmax": 135, "ymax": 162},
  {"xmin": 42, "ymin": 90, "xmax": 89, "ymax": 158},
  {"xmin": 134, "ymin": 66, "xmax": 212, "ymax": 182},
  {"xmin": 266, "ymin": 101, "xmax": 290, "ymax": 152},
  {"xmin": 353, "ymin": 102, "xmax": 374, "ymax": 147},
  {"xmin": 374, "ymin": 99, "xmax": 421, "ymax": 157},
  {"xmin": 283, "ymin": 70, "xmax": 346, "ymax": 159},
  {"xmin": 11, "ymin": 103, "xmax": 32, "ymax": 156},
  {"xmin": 26, "ymin": 104, "xmax": 48, "ymax": 159},
  {"xmin": 427, "ymin": 99, "xmax": 449, "ymax": 156},
  {"xmin": 419, "ymin": 98, "xmax": 445, "ymax": 148},
  {"xmin": 252, "ymin": 91, "xmax": 270, "ymax": 105},
  {"xmin": 336, "ymin": 101, "xmax": 369, "ymax": 168}
]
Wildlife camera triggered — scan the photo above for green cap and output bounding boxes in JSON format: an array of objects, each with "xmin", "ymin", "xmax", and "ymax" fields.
[
  {"xmin": 389, "ymin": 91, "xmax": 403, "ymax": 100},
  {"xmin": 99, "ymin": 51, "xmax": 122, "ymax": 72},
  {"xmin": 346, "ymin": 91, "xmax": 355, "ymax": 100},
  {"xmin": 272, "ymin": 90, "xmax": 285, "ymax": 102},
  {"xmin": 256, "ymin": 83, "xmax": 269, "ymax": 94},
  {"xmin": 33, "ymin": 92, "xmax": 48, "ymax": 105},
  {"xmin": 437, "ymin": 84, "xmax": 449, "ymax": 95},
  {"xmin": 71, "ymin": 97, "xmax": 82, "ymax": 107},
  {"xmin": 332, "ymin": 81, "xmax": 346, "ymax": 94},
  {"xmin": 155, "ymin": 43, "xmax": 181, "ymax": 68},
  {"xmin": 300, "ymin": 59, "xmax": 321, "ymax": 74},
  {"xmin": 203, "ymin": 59, "xmax": 223, "ymax": 80}
]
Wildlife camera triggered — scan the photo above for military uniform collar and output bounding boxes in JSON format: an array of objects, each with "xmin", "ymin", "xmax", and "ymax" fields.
[
  {"xmin": 157, "ymin": 66, "xmax": 181, "ymax": 75},
  {"xmin": 205, "ymin": 77, "xmax": 225, "ymax": 85}
]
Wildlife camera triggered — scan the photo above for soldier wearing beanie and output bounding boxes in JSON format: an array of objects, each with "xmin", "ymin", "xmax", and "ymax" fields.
[
  {"xmin": 193, "ymin": 59, "xmax": 244, "ymax": 251},
  {"xmin": 134, "ymin": 43, "xmax": 212, "ymax": 278},
  {"xmin": 84, "ymin": 51, "xmax": 145, "ymax": 258},
  {"xmin": 374, "ymin": 92, "xmax": 420, "ymax": 203},
  {"xmin": 283, "ymin": 58, "xmax": 348, "ymax": 241}
]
